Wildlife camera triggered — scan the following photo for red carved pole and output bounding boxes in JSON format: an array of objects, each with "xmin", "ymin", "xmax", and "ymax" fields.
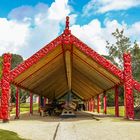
[
  {"xmin": 90, "ymin": 98, "xmax": 93, "ymax": 112},
  {"xmin": 103, "ymin": 92, "xmax": 107, "ymax": 114},
  {"xmin": 0, "ymin": 97, "xmax": 1, "ymax": 118},
  {"xmin": 30, "ymin": 93, "xmax": 33, "ymax": 115},
  {"xmin": 90, "ymin": 99, "xmax": 92, "ymax": 112},
  {"xmin": 115, "ymin": 85, "xmax": 119, "ymax": 117},
  {"xmin": 90, "ymin": 100, "xmax": 92, "ymax": 111},
  {"xmin": 86, "ymin": 101, "xmax": 88, "ymax": 111},
  {"xmin": 87, "ymin": 100, "xmax": 89, "ymax": 111},
  {"xmin": 1, "ymin": 53, "xmax": 11, "ymax": 122},
  {"xmin": 97, "ymin": 94, "xmax": 100, "ymax": 113},
  {"xmin": 44, "ymin": 97, "xmax": 46, "ymax": 106},
  {"xmin": 38, "ymin": 96, "xmax": 41, "ymax": 113},
  {"xmin": 15, "ymin": 87, "xmax": 20, "ymax": 119},
  {"xmin": 93, "ymin": 98, "xmax": 95, "ymax": 112},
  {"xmin": 89, "ymin": 100, "xmax": 91, "ymax": 111},
  {"xmin": 123, "ymin": 53, "xmax": 134, "ymax": 119}
]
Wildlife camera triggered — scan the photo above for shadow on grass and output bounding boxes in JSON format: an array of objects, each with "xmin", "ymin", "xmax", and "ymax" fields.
[{"xmin": 0, "ymin": 129, "xmax": 27, "ymax": 140}]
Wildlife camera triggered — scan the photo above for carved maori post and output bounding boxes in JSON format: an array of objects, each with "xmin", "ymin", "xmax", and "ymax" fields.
[
  {"xmin": 115, "ymin": 85, "xmax": 119, "ymax": 117},
  {"xmin": 103, "ymin": 92, "xmax": 107, "ymax": 114},
  {"xmin": 97, "ymin": 94, "xmax": 100, "ymax": 113},
  {"xmin": 15, "ymin": 87, "xmax": 20, "ymax": 119},
  {"xmin": 1, "ymin": 53, "xmax": 11, "ymax": 122},
  {"xmin": 0, "ymin": 80, "xmax": 2, "ymax": 119},
  {"xmin": 123, "ymin": 53, "xmax": 134, "ymax": 119},
  {"xmin": 30, "ymin": 93, "xmax": 33, "ymax": 115}
]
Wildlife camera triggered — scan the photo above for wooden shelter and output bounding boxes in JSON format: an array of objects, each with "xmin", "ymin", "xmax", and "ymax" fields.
[{"xmin": 0, "ymin": 16, "xmax": 140, "ymax": 122}]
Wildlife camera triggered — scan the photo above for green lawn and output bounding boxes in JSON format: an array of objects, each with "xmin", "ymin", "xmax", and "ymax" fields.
[
  {"xmin": 11, "ymin": 103, "xmax": 38, "ymax": 114},
  {"xmin": 100, "ymin": 106, "xmax": 125, "ymax": 116},
  {"xmin": 0, "ymin": 129, "xmax": 26, "ymax": 140}
]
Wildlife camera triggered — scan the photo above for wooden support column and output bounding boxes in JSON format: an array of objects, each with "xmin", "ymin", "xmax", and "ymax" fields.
[
  {"xmin": 44, "ymin": 97, "xmax": 46, "ymax": 106},
  {"xmin": 93, "ymin": 98, "xmax": 95, "ymax": 112},
  {"xmin": 38, "ymin": 96, "xmax": 41, "ymax": 113},
  {"xmin": 65, "ymin": 50, "xmax": 72, "ymax": 91},
  {"xmin": 115, "ymin": 85, "xmax": 119, "ymax": 117},
  {"xmin": 97, "ymin": 95, "xmax": 100, "ymax": 113},
  {"xmin": 88, "ymin": 99, "xmax": 91, "ymax": 112},
  {"xmin": 123, "ymin": 53, "xmax": 134, "ymax": 119},
  {"xmin": 40, "ymin": 96, "xmax": 44, "ymax": 107},
  {"xmin": 1, "ymin": 53, "xmax": 11, "ymax": 122},
  {"xmin": 86, "ymin": 101, "xmax": 88, "ymax": 111},
  {"xmin": 103, "ymin": 92, "xmax": 107, "ymax": 114},
  {"xmin": 90, "ymin": 98, "xmax": 93, "ymax": 112},
  {"xmin": 15, "ymin": 87, "xmax": 20, "ymax": 119},
  {"xmin": 30, "ymin": 93, "xmax": 33, "ymax": 115},
  {"xmin": 88, "ymin": 100, "xmax": 90, "ymax": 111}
]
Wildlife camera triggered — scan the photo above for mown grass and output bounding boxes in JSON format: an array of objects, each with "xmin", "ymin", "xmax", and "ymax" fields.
[
  {"xmin": 11, "ymin": 103, "xmax": 38, "ymax": 114},
  {"xmin": 0, "ymin": 129, "xmax": 26, "ymax": 140},
  {"xmin": 100, "ymin": 106, "xmax": 125, "ymax": 116}
]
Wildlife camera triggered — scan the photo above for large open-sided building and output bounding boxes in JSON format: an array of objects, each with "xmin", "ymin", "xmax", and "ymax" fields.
[{"xmin": 0, "ymin": 17, "xmax": 140, "ymax": 122}]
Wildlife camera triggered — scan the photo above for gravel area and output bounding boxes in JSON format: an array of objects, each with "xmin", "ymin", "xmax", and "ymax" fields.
[{"xmin": 0, "ymin": 111, "xmax": 140, "ymax": 140}]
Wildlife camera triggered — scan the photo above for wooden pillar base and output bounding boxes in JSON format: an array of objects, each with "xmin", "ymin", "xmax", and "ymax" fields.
[
  {"xmin": 3, "ymin": 119, "xmax": 9, "ymax": 123},
  {"xmin": 14, "ymin": 116, "xmax": 20, "ymax": 119}
]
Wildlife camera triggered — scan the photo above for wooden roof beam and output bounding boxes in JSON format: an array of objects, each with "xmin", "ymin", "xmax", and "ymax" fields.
[{"xmin": 64, "ymin": 50, "xmax": 72, "ymax": 91}]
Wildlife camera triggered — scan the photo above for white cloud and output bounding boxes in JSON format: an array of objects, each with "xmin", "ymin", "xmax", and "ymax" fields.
[
  {"xmin": 0, "ymin": 0, "xmax": 76, "ymax": 58},
  {"xmin": 48, "ymin": 0, "xmax": 71, "ymax": 20},
  {"xmin": 83, "ymin": 0, "xmax": 140, "ymax": 15},
  {"xmin": 0, "ymin": 18, "xmax": 29, "ymax": 54},
  {"xmin": 0, "ymin": 0, "xmax": 140, "ymax": 59},
  {"xmin": 71, "ymin": 18, "xmax": 140, "ymax": 55},
  {"xmin": 71, "ymin": 19, "xmax": 108, "ymax": 54}
]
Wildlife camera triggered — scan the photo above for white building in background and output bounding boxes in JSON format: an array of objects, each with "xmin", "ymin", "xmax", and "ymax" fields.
[{"xmin": 26, "ymin": 95, "xmax": 38, "ymax": 103}]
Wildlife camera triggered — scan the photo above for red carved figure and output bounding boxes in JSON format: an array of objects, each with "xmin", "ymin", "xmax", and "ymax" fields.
[
  {"xmin": 0, "ymin": 53, "xmax": 11, "ymax": 122},
  {"xmin": 123, "ymin": 53, "xmax": 134, "ymax": 119},
  {"xmin": 65, "ymin": 16, "xmax": 69, "ymax": 29}
]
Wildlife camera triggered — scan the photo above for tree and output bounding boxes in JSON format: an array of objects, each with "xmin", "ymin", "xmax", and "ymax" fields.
[
  {"xmin": 11, "ymin": 54, "xmax": 24, "ymax": 70},
  {"xmin": 106, "ymin": 28, "xmax": 140, "ymax": 106},
  {"xmin": 131, "ymin": 41, "xmax": 140, "ymax": 82},
  {"xmin": 0, "ymin": 53, "xmax": 29, "ymax": 103},
  {"xmin": 106, "ymin": 28, "xmax": 131, "ymax": 68}
]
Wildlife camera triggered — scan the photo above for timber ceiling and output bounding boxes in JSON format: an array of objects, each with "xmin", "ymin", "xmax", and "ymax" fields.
[{"xmin": 12, "ymin": 44, "xmax": 121, "ymax": 100}]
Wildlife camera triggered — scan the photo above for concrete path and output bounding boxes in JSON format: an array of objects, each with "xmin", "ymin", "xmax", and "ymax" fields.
[{"xmin": 0, "ymin": 111, "xmax": 140, "ymax": 140}]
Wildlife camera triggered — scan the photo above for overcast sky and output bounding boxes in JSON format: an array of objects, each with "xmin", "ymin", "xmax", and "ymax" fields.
[{"xmin": 0, "ymin": 0, "xmax": 140, "ymax": 58}]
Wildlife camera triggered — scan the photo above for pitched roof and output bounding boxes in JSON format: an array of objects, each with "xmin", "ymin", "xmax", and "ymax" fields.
[{"xmin": 10, "ymin": 17, "xmax": 125, "ymax": 99}]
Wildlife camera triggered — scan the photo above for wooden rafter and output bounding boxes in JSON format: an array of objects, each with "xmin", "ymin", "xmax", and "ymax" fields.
[{"xmin": 64, "ymin": 50, "xmax": 72, "ymax": 90}]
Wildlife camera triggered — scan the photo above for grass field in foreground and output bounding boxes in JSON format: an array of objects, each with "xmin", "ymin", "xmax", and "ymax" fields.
[{"xmin": 0, "ymin": 129, "xmax": 26, "ymax": 140}]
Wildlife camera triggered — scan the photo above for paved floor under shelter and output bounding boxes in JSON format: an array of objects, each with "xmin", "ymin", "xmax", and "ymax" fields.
[{"xmin": 0, "ymin": 111, "xmax": 140, "ymax": 140}]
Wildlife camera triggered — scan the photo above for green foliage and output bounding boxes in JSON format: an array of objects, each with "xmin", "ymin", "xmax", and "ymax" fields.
[
  {"xmin": 11, "ymin": 54, "xmax": 23, "ymax": 70},
  {"xmin": 0, "ymin": 129, "xmax": 26, "ymax": 140},
  {"xmin": 131, "ymin": 41, "xmax": 140, "ymax": 82},
  {"xmin": 106, "ymin": 28, "xmax": 131, "ymax": 68},
  {"xmin": 106, "ymin": 28, "xmax": 140, "ymax": 106},
  {"xmin": 0, "ymin": 53, "xmax": 24, "ymax": 103}
]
